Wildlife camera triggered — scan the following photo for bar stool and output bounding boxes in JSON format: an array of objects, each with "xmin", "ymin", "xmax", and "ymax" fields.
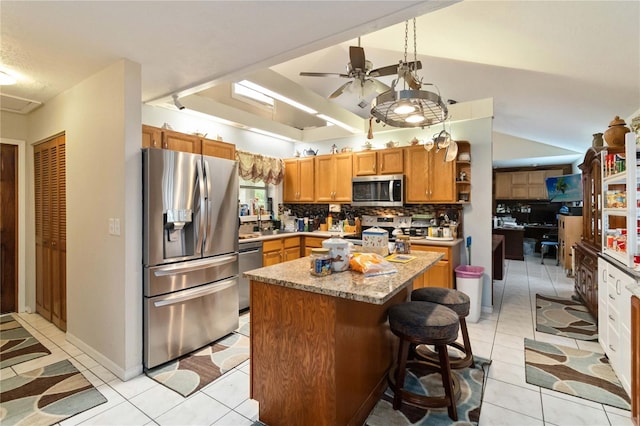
[
  {"xmin": 540, "ymin": 241, "xmax": 559, "ymax": 265},
  {"xmin": 411, "ymin": 287, "xmax": 474, "ymax": 369},
  {"xmin": 387, "ymin": 301, "xmax": 461, "ymax": 420}
]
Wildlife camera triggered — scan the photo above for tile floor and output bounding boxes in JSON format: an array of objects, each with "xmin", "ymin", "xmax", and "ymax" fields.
[{"xmin": 1, "ymin": 254, "xmax": 635, "ymax": 425}]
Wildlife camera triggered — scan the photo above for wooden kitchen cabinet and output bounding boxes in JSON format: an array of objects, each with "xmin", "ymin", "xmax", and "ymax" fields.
[
  {"xmin": 411, "ymin": 244, "xmax": 460, "ymax": 289},
  {"xmin": 574, "ymin": 242, "xmax": 599, "ymax": 317},
  {"xmin": 558, "ymin": 214, "xmax": 582, "ymax": 272},
  {"xmin": 34, "ymin": 134, "xmax": 67, "ymax": 331},
  {"xmin": 283, "ymin": 158, "xmax": 314, "ymax": 203},
  {"xmin": 303, "ymin": 236, "xmax": 325, "ymax": 256},
  {"xmin": 142, "ymin": 124, "xmax": 162, "ymax": 148},
  {"xmin": 201, "ymin": 138, "xmax": 235, "ymax": 160},
  {"xmin": 162, "ymin": 129, "xmax": 202, "ymax": 154},
  {"xmin": 314, "ymin": 153, "xmax": 352, "ymax": 203},
  {"xmin": 632, "ymin": 295, "xmax": 639, "ymax": 426},
  {"xmin": 352, "ymin": 148, "xmax": 403, "ymax": 176},
  {"xmin": 494, "ymin": 169, "xmax": 563, "ymax": 200},
  {"xmin": 262, "ymin": 237, "xmax": 301, "ymax": 266},
  {"xmin": 404, "ymin": 145, "xmax": 455, "ymax": 203}
]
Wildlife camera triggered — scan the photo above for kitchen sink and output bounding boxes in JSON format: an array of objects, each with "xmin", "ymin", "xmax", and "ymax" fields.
[{"xmin": 259, "ymin": 230, "xmax": 291, "ymax": 236}]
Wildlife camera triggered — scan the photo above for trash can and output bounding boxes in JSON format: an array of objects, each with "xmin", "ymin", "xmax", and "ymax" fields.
[{"xmin": 455, "ymin": 265, "xmax": 485, "ymax": 323}]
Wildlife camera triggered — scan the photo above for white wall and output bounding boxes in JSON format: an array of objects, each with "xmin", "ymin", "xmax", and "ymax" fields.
[{"xmin": 25, "ymin": 59, "xmax": 142, "ymax": 380}]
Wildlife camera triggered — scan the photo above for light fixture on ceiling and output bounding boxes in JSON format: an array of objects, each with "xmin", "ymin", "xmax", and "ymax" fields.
[
  {"xmin": 370, "ymin": 18, "xmax": 448, "ymax": 128},
  {"xmin": 238, "ymin": 80, "xmax": 318, "ymax": 115},
  {"xmin": 0, "ymin": 70, "xmax": 17, "ymax": 85},
  {"xmin": 172, "ymin": 94, "xmax": 185, "ymax": 110}
]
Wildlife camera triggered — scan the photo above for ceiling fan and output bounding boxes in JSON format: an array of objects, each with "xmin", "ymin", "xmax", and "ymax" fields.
[{"xmin": 299, "ymin": 40, "xmax": 422, "ymax": 101}]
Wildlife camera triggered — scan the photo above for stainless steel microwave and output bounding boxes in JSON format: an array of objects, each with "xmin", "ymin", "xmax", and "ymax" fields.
[{"xmin": 351, "ymin": 174, "xmax": 404, "ymax": 207}]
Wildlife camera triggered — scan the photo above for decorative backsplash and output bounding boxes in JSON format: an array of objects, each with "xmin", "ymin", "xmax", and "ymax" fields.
[{"xmin": 280, "ymin": 203, "xmax": 463, "ymax": 221}]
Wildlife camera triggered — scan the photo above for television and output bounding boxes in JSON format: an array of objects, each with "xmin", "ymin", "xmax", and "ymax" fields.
[{"xmin": 545, "ymin": 173, "xmax": 583, "ymax": 202}]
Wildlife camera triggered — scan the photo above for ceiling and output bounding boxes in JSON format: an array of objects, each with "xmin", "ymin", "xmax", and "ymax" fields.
[{"xmin": 2, "ymin": 1, "xmax": 639, "ymax": 168}]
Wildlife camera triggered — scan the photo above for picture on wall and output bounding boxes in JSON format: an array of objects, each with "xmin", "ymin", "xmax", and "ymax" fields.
[{"xmin": 545, "ymin": 173, "xmax": 583, "ymax": 202}]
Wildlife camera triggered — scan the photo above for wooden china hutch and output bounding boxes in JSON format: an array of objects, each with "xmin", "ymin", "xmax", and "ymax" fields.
[{"xmin": 574, "ymin": 146, "xmax": 603, "ymax": 317}]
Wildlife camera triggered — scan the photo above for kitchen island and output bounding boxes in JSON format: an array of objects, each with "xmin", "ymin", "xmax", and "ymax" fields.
[{"xmin": 244, "ymin": 251, "xmax": 443, "ymax": 426}]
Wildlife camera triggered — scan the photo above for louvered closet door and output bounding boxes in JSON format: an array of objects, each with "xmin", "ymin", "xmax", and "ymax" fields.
[{"xmin": 34, "ymin": 135, "xmax": 66, "ymax": 330}]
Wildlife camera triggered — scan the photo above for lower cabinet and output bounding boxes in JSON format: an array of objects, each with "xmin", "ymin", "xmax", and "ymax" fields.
[
  {"xmin": 303, "ymin": 236, "xmax": 326, "ymax": 256},
  {"xmin": 632, "ymin": 295, "xmax": 639, "ymax": 426},
  {"xmin": 262, "ymin": 237, "xmax": 301, "ymax": 266},
  {"xmin": 574, "ymin": 242, "xmax": 599, "ymax": 317},
  {"xmin": 411, "ymin": 244, "xmax": 460, "ymax": 289},
  {"xmin": 598, "ymin": 257, "xmax": 634, "ymax": 398}
]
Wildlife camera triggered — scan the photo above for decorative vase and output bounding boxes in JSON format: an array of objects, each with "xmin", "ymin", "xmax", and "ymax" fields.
[
  {"xmin": 603, "ymin": 116, "xmax": 630, "ymax": 147},
  {"xmin": 592, "ymin": 133, "xmax": 604, "ymax": 148}
]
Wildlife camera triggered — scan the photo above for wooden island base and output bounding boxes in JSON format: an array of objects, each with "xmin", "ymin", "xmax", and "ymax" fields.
[{"xmin": 250, "ymin": 280, "xmax": 409, "ymax": 426}]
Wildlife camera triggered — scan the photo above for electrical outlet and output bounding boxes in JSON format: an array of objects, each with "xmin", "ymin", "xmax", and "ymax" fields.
[
  {"xmin": 114, "ymin": 218, "xmax": 120, "ymax": 236},
  {"xmin": 109, "ymin": 218, "xmax": 115, "ymax": 235}
]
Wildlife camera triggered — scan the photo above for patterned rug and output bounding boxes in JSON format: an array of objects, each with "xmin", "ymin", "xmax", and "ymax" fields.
[
  {"xmin": 0, "ymin": 359, "xmax": 107, "ymax": 426},
  {"xmin": 1, "ymin": 314, "xmax": 51, "ymax": 369},
  {"xmin": 365, "ymin": 357, "xmax": 492, "ymax": 425},
  {"xmin": 524, "ymin": 338, "xmax": 630, "ymax": 410},
  {"xmin": 535, "ymin": 294, "xmax": 598, "ymax": 341},
  {"xmin": 146, "ymin": 333, "xmax": 249, "ymax": 397}
]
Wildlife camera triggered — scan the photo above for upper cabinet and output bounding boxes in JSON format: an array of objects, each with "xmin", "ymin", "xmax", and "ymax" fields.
[
  {"xmin": 494, "ymin": 169, "xmax": 563, "ymax": 200},
  {"xmin": 201, "ymin": 138, "xmax": 235, "ymax": 160},
  {"xmin": 315, "ymin": 153, "xmax": 352, "ymax": 202},
  {"xmin": 283, "ymin": 158, "xmax": 315, "ymax": 203},
  {"xmin": 141, "ymin": 125, "xmax": 235, "ymax": 160},
  {"xmin": 352, "ymin": 148, "xmax": 403, "ymax": 176},
  {"xmin": 404, "ymin": 145, "xmax": 455, "ymax": 203}
]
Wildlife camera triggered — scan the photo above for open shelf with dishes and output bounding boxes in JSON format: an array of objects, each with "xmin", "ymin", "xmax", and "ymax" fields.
[
  {"xmin": 455, "ymin": 141, "xmax": 471, "ymax": 203},
  {"xmin": 601, "ymin": 132, "xmax": 639, "ymax": 269}
]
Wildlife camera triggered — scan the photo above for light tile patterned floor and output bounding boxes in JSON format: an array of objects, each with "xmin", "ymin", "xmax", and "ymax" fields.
[{"xmin": 1, "ymin": 254, "xmax": 634, "ymax": 425}]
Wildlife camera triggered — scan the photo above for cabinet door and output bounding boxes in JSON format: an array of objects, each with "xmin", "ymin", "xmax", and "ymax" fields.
[
  {"xmin": 283, "ymin": 247, "xmax": 301, "ymax": 262},
  {"xmin": 404, "ymin": 147, "xmax": 429, "ymax": 203},
  {"xmin": 163, "ymin": 130, "xmax": 201, "ymax": 154},
  {"xmin": 631, "ymin": 295, "xmax": 639, "ymax": 425},
  {"xmin": 528, "ymin": 170, "xmax": 547, "ymax": 185},
  {"xmin": 378, "ymin": 149, "xmax": 404, "ymax": 174},
  {"xmin": 428, "ymin": 148, "xmax": 455, "ymax": 202},
  {"xmin": 425, "ymin": 261, "xmax": 451, "ymax": 288},
  {"xmin": 263, "ymin": 250, "xmax": 282, "ymax": 266},
  {"xmin": 511, "ymin": 187, "xmax": 528, "ymax": 198},
  {"xmin": 512, "ymin": 172, "xmax": 528, "ymax": 185},
  {"xmin": 283, "ymin": 159, "xmax": 299, "ymax": 202},
  {"xmin": 495, "ymin": 173, "xmax": 512, "ymax": 199},
  {"xmin": 332, "ymin": 154, "xmax": 352, "ymax": 202},
  {"xmin": 202, "ymin": 138, "xmax": 235, "ymax": 159},
  {"xmin": 528, "ymin": 185, "xmax": 548, "ymax": 199},
  {"xmin": 142, "ymin": 125, "xmax": 162, "ymax": 148},
  {"xmin": 352, "ymin": 151, "xmax": 377, "ymax": 176},
  {"xmin": 298, "ymin": 158, "xmax": 315, "ymax": 202}
]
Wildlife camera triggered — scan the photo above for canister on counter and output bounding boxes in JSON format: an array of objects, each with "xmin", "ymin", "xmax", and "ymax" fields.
[
  {"xmin": 310, "ymin": 248, "xmax": 332, "ymax": 276},
  {"xmin": 395, "ymin": 235, "xmax": 411, "ymax": 254}
]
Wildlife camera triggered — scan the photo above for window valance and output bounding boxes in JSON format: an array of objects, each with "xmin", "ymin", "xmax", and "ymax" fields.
[{"xmin": 235, "ymin": 149, "xmax": 285, "ymax": 185}]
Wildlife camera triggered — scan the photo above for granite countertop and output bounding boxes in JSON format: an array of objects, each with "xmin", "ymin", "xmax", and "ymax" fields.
[
  {"xmin": 410, "ymin": 237, "xmax": 463, "ymax": 247},
  {"xmin": 243, "ymin": 250, "xmax": 443, "ymax": 305}
]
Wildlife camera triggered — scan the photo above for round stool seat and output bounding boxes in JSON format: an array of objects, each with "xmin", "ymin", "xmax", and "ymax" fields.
[
  {"xmin": 388, "ymin": 301, "xmax": 459, "ymax": 343},
  {"xmin": 411, "ymin": 288, "xmax": 470, "ymax": 318}
]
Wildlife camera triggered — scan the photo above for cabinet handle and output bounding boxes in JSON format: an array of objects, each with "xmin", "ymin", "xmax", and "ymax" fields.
[
  {"xmin": 609, "ymin": 344, "xmax": 616, "ymax": 352},
  {"xmin": 616, "ymin": 279, "xmax": 621, "ymax": 295},
  {"xmin": 609, "ymin": 314, "xmax": 615, "ymax": 322},
  {"xmin": 373, "ymin": 162, "xmax": 376, "ymax": 173},
  {"xmin": 602, "ymin": 269, "xmax": 607, "ymax": 282},
  {"xmin": 609, "ymin": 294, "xmax": 615, "ymax": 300}
]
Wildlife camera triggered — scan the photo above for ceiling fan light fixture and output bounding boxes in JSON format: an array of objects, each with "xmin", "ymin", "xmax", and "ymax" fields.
[{"xmin": 0, "ymin": 70, "xmax": 16, "ymax": 85}]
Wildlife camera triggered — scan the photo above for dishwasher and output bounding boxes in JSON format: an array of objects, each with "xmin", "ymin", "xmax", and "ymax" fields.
[{"xmin": 238, "ymin": 240, "xmax": 263, "ymax": 310}]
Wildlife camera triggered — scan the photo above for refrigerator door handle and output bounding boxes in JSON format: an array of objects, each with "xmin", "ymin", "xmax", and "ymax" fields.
[
  {"xmin": 195, "ymin": 160, "xmax": 206, "ymax": 255},
  {"xmin": 203, "ymin": 160, "xmax": 214, "ymax": 247},
  {"xmin": 153, "ymin": 255, "xmax": 238, "ymax": 277},
  {"xmin": 153, "ymin": 278, "xmax": 237, "ymax": 307}
]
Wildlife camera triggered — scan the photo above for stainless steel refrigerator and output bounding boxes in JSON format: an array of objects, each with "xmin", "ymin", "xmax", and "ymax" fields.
[{"xmin": 142, "ymin": 148, "xmax": 239, "ymax": 369}]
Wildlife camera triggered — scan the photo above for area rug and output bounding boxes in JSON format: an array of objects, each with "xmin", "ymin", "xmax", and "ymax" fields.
[
  {"xmin": 535, "ymin": 294, "xmax": 598, "ymax": 341},
  {"xmin": 146, "ymin": 333, "xmax": 249, "ymax": 397},
  {"xmin": 1, "ymin": 313, "xmax": 51, "ymax": 369},
  {"xmin": 524, "ymin": 338, "xmax": 630, "ymax": 410},
  {"xmin": 365, "ymin": 357, "xmax": 492, "ymax": 425},
  {"xmin": 0, "ymin": 359, "xmax": 107, "ymax": 426}
]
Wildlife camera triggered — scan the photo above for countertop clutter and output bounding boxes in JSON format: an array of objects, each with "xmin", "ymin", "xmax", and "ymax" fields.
[{"xmin": 243, "ymin": 250, "xmax": 443, "ymax": 304}]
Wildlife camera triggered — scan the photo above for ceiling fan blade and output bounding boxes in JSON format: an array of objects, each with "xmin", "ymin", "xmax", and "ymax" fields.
[
  {"xmin": 300, "ymin": 72, "xmax": 350, "ymax": 78},
  {"xmin": 349, "ymin": 46, "xmax": 366, "ymax": 71},
  {"xmin": 368, "ymin": 64, "xmax": 398, "ymax": 77},
  {"xmin": 329, "ymin": 81, "xmax": 352, "ymax": 99}
]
